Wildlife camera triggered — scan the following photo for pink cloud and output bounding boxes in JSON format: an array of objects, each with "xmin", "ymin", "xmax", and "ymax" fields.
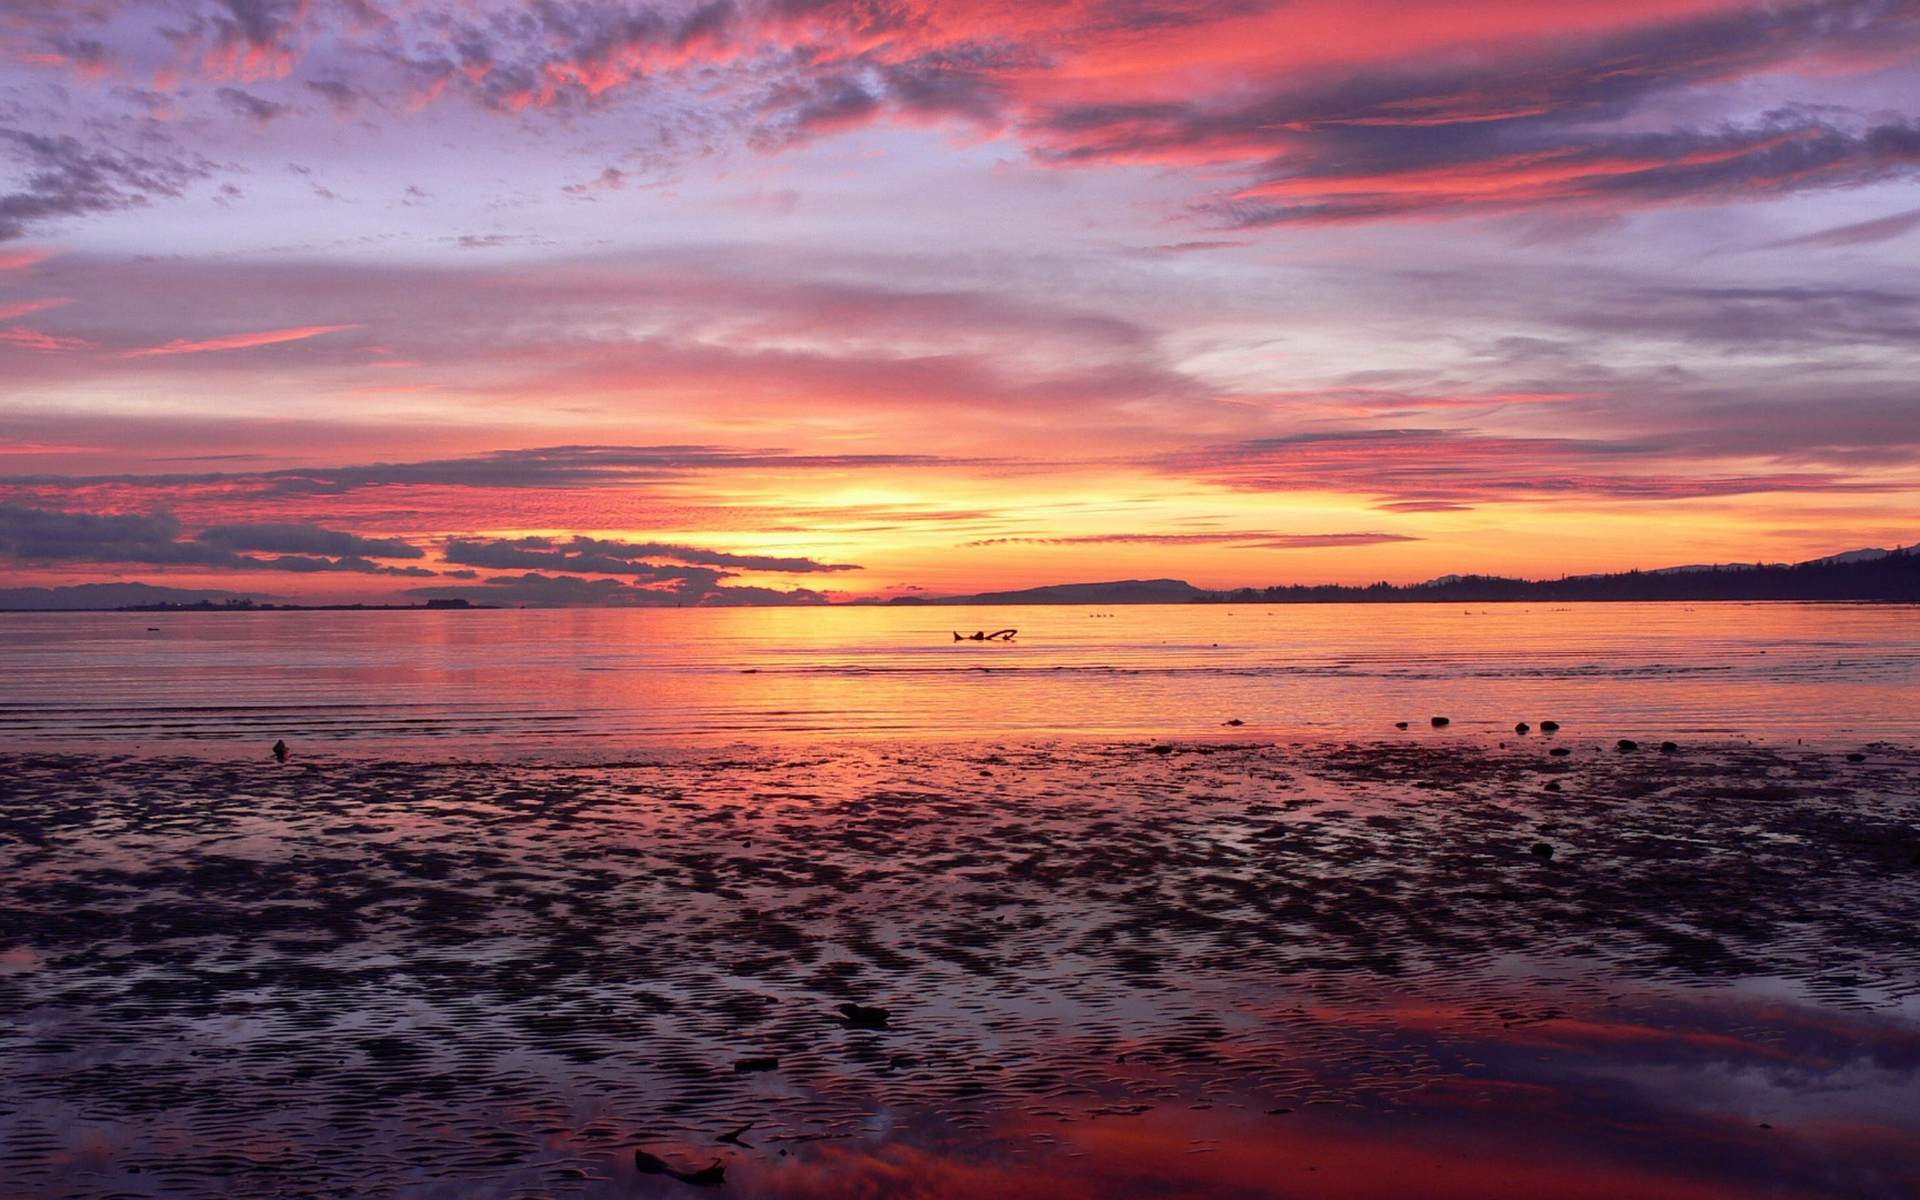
[
  {"xmin": 0, "ymin": 250, "xmax": 52, "ymax": 273},
  {"xmin": 119, "ymin": 324, "xmax": 360, "ymax": 358},
  {"xmin": 0, "ymin": 298, "xmax": 75, "ymax": 321},
  {"xmin": 0, "ymin": 327, "xmax": 93, "ymax": 352}
]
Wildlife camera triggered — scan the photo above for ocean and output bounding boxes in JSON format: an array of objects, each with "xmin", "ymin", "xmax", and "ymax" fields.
[{"xmin": 3, "ymin": 601, "xmax": 1917, "ymax": 754}]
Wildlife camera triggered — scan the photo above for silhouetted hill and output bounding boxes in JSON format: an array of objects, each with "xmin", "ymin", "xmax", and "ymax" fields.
[
  {"xmin": 0, "ymin": 582, "xmax": 250, "ymax": 611},
  {"xmin": 889, "ymin": 545, "xmax": 1920, "ymax": 605},
  {"xmin": 1203, "ymin": 544, "xmax": 1920, "ymax": 603}
]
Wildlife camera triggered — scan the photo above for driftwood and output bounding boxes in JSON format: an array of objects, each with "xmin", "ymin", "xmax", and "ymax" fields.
[{"xmin": 953, "ymin": 629, "xmax": 1017, "ymax": 642}]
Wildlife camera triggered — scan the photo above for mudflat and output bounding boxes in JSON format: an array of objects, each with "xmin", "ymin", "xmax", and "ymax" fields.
[{"xmin": 2, "ymin": 740, "xmax": 1917, "ymax": 1198}]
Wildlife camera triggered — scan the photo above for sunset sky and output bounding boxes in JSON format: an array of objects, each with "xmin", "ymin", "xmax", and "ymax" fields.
[{"xmin": 2, "ymin": 0, "xmax": 1918, "ymax": 603}]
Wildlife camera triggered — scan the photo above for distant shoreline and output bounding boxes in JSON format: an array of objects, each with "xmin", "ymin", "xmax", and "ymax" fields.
[
  {"xmin": 1, "ymin": 544, "xmax": 1913, "ymax": 610},
  {"xmin": 0, "ymin": 596, "xmax": 1913, "ymax": 613}
]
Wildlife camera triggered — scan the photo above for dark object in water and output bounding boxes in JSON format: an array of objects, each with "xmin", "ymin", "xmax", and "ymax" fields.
[
  {"xmin": 1430, "ymin": 716, "xmax": 1450, "ymax": 727},
  {"xmin": 1530, "ymin": 842, "xmax": 1555, "ymax": 861},
  {"xmin": 1540, "ymin": 720, "xmax": 1560, "ymax": 733},
  {"xmin": 1661, "ymin": 741, "xmax": 1679, "ymax": 753},
  {"xmin": 1617, "ymin": 739, "xmax": 1639, "ymax": 752},
  {"xmin": 1544, "ymin": 782, "xmax": 1561, "ymax": 792},
  {"xmin": 954, "ymin": 629, "xmax": 1017, "ymax": 641},
  {"xmin": 1550, "ymin": 747, "xmax": 1572, "ymax": 757},
  {"xmin": 1224, "ymin": 718, "xmax": 1244, "ymax": 726},
  {"xmin": 1847, "ymin": 753, "xmax": 1867, "ymax": 762},
  {"xmin": 1395, "ymin": 722, "xmax": 1409, "ymax": 729},
  {"xmin": 1149, "ymin": 744, "xmax": 1173, "ymax": 755},
  {"xmin": 717, "ymin": 1124, "xmax": 754, "ymax": 1147},
  {"xmin": 838, "ymin": 1002, "xmax": 891, "ymax": 1029},
  {"xmin": 1515, "ymin": 722, "xmax": 1531, "ymax": 734},
  {"xmin": 271, "ymin": 739, "xmax": 288, "ymax": 762},
  {"xmin": 635, "ymin": 1150, "xmax": 672, "ymax": 1174},
  {"xmin": 733, "ymin": 1056, "xmax": 778, "ymax": 1073},
  {"xmin": 635, "ymin": 1149, "xmax": 727, "ymax": 1187}
]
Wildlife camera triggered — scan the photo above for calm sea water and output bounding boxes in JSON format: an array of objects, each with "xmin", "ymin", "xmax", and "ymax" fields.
[{"xmin": 3, "ymin": 602, "xmax": 1916, "ymax": 752}]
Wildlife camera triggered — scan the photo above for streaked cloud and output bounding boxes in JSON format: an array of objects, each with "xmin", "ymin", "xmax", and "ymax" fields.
[
  {"xmin": 963, "ymin": 532, "xmax": 1418, "ymax": 548},
  {"xmin": 0, "ymin": 127, "xmax": 211, "ymax": 242},
  {"xmin": 0, "ymin": 503, "xmax": 433, "ymax": 573},
  {"xmin": 406, "ymin": 572, "xmax": 833, "ymax": 607},
  {"xmin": 443, "ymin": 535, "xmax": 858, "ymax": 574},
  {"xmin": 197, "ymin": 520, "xmax": 425, "ymax": 558},
  {"xmin": 1160, "ymin": 430, "xmax": 1872, "ymax": 509},
  {"xmin": 1765, "ymin": 206, "xmax": 1920, "ymax": 248},
  {"xmin": 120, "ymin": 324, "xmax": 361, "ymax": 358}
]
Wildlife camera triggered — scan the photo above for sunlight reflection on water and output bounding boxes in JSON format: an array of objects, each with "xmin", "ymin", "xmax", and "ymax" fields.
[{"xmin": 4, "ymin": 602, "xmax": 1917, "ymax": 751}]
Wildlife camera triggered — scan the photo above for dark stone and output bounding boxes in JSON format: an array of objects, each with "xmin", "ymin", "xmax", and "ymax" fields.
[
  {"xmin": 1661, "ymin": 741, "xmax": 1678, "ymax": 753},
  {"xmin": 1430, "ymin": 716, "xmax": 1450, "ymax": 727},
  {"xmin": 1395, "ymin": 722, "xmax": 1409, "ymax": 729},
  {"xmin": 1150, "ymin": 745, "xmax": 1173, "ymax": 755},
  {"xmin": 1847, "ymin": 753, "xmax": 1867, "ymax": 762},
  {"xmin": 733, "ymin": 1056, "xmax": 779, "ymax": 1073},
  {"xmin": 1617, "ymin": 739, "xmax": 1639, "ymax": 751},
  {"xmin": 635, "ymin": 1149, "xmax": 725, "ymax": 1187},
  {"xmin": 635, "ymin": 1149, "xmax": 672, "ymax": 1175},
  {"xmin": 838, "ymin": 1002, "xmax": 891, "ymax": 1029},
  {"xmin": 1544, "ymin": 782, "xmax": 1561, "ymax": 792},
  {"xmin": 1530, "ymin": 842, "xmax": 1554, "ymax": 861},
  {"xmin": 1549, "ymin": 747, "xmax": 1572, "ymax": 757},
  {"xmin": 1515, "ymin": 722, "xmax": 1531, "ymax": 734},
  {"xmin": 1223, "ymin": 718, "xmax": 1244, "ymax": 726},
  {"xmin": 1540, "ymin": 721, "xmax": 1560, "ymax": 733},
  {"xmin": 271, "ymin": 739, "xmax": 289, "ymax": 762}
]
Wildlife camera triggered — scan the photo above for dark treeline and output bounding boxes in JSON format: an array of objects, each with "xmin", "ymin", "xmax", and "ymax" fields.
[{"xmin": 1199, "ymin": 546, "xmax": 1920, "ymax": 604}]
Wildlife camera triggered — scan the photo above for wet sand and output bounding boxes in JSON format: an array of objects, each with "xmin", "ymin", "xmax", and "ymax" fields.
[{"xmin": 2, "ymin": 738, "xmax": 1917, "ymax": 1198}]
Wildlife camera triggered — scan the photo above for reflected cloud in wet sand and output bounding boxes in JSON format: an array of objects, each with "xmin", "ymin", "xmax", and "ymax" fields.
[{"xmin": 0, "ymin": 742, "xmax": 1915, "ymax": 1198}]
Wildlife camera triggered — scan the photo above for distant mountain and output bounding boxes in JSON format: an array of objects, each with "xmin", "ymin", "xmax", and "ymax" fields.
[
  {"xmin": 888, "ymin": 545, "xmax": 1919, "ymax": 606},
  {"xmin": 6, "ymin": 546, "xmax": 1914, "ymax": 611},
  {"xmin": 888, "ymin": 578, "xmax": 1206, "ymax": 605},
  {"xmin": 0, "ymin": 582, "xmax": 253, "ymax": 611},
  {"xmin": 1804, "ymin": 547, "xmax": 1895, "ymax": 567},
  {"xmin": 1211, "ymin": 544, "xmax": 1920, "ymax": 604}
]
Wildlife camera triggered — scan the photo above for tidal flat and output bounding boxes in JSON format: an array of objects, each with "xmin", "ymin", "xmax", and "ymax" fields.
[{"xmin": 2, "ymin": 740, "xmax": 1917, "ymax": 1199}]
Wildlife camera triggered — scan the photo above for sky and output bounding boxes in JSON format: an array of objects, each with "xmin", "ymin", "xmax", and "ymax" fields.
[{"xmin": 1, "ymin": 0, "xmax": 1918, "ymax": 605}]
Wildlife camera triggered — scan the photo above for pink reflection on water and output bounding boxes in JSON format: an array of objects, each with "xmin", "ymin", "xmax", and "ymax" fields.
[
  {"xmin": 3, "ymin": 602, "xmax": 1918, "ymax": 750},
  {"xmin": 730, "ymin": 991, "xmax": 1920, "ymax": 1200}
]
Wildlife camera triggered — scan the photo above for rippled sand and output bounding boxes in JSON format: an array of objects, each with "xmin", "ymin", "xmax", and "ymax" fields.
[{"xmin": 3, "ymin": 739, "xmax": 1917, "ymax": 1198}]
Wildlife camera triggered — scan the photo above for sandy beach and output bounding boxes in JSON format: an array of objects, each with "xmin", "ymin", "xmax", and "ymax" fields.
[{"xmin": 3, "ymin": 738, "xmax": 1917, "ymax": 1198}]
